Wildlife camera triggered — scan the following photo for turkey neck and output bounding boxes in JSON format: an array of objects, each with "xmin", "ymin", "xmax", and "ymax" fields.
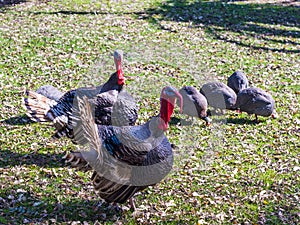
[
  {"xmin": 100, "ymin": 72, "xmax": 124, "ymax": 93},
  {"xmin": 158, "ymin": 96, "xmax": 177, "ymax": 131}
]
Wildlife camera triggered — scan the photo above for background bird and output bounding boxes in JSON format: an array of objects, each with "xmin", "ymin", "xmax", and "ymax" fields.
[
  {"xmin": 178, "ymin": 86, "xmax": 211, "ymax": 125},
  {"xmin": 200, "ymin": 82, "xmax": 237, "ymax": 111},
  {"xmin": 227, "ymin": 71, "xmax": 249, "ymax": 94},
  {"xmin": 23, "ymin": 50, "xmax": 138, "ymax": 139},
  {"xmin": 235, "ymin": 87, "xmax": 276, "ymax": 122}
]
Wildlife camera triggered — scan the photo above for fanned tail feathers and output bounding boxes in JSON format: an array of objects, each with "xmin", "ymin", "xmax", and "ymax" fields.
[
  {"xmin": 23, "ymin": 90, "xmax": 57, "ymax": 122},
  {"xmin": 63, "ymin": 152, "xmax": 92, "ymax": 171},
  {"xmin": 75, "ymin": 96, "xmax": 103, "ymax": 165}
]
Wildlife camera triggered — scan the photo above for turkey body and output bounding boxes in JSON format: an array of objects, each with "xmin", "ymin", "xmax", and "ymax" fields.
[
  {"xmin": 87, "ymin": 121, "xmax": 173, "ymax": 204},
  {"xmin": 36, "ymin": 85, "xmax": 64, "ymax": 101},
  {"xmin": 23, "ymin": 50, "xmax": 138, "ymax": 139},
  {"xmin": 179, "ymin": 86, "xmax": 211, "ymax": 125},
  {"xmin": 227, "ymin": 71, "xmax": 249, "ymax": 94},
  {"xmin": 235, "ymin": 87, "xmax": 275, "ymax": 118},
  {"xmin": 200, "ymin": 82, "xmax": 237, "ymax": 110},
  {"xmin": 65, "ymin": 86, "xmax": 183, "ymax": 208}
]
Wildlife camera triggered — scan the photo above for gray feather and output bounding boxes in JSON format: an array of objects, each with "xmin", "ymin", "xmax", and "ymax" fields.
[
  {"xmin": 36, "ymin": 85, "xmax": 64, "ymax": 101},
  {"xmin": 227, "ymin": 71, "xmax": 249, "ymax": 94},
  {"xmin": 235, "ymin": 87, "xmax": 275, "ymax": 117},
  {"xmin": 200, "ymin": 82, "xmax": 237, "ymax": 110},
  {"xmin": 179, "ymin": 86, "xmax": 210, "ymax": 122}
]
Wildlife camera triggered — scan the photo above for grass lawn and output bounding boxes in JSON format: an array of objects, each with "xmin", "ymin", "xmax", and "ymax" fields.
[{"xmin": 0, "ymin": 0, "xmax": 299, "ymax": 224}]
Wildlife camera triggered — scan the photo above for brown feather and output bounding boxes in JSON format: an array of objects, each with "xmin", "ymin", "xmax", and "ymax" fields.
[{"xmin": 22, "ymin": 90, "xmax": 57, "ymax": 122}]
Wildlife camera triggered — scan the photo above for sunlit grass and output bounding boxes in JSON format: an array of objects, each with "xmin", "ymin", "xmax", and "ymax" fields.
[{"xmin": 0, "ymin": 0, "xmax": 299, "ymax": 224}]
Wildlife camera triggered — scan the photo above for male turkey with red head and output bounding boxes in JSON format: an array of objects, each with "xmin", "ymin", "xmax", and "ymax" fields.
[
  {"xmin": 23, "ymin": 50, "xmax": 138, "ymax": 139},
  {"xmin": 65, "ymin": 86, "xmax": 183, "ymax": 210}
]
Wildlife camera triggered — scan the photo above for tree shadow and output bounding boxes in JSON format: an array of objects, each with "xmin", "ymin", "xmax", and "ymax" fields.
[
  {"xmin": 0, "ymin": 149, "xmax": 65, "ymax": 168},
  {"xmin": 5, "ymin": 1, "xmax": 299, "ymax": 52},
  {"xmin": 143, "ymin": 0, "xmax": 300, "ymax": 53},
  {"xmin": 27, "ymin": 9, "xmax": 145, "ymax": 16},
  {"xmin": 1, "ymin": 193, "xmax": 123, "ymax": 224}
]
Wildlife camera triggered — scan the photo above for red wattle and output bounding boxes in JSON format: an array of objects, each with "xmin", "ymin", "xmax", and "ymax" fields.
[
  {"xmin": 117, "ymin": 70, "xmax": 125, "ymax": 85},
  {"xmin": 159, "ymin": 97, "xmax": 175, "ymax": 131}
]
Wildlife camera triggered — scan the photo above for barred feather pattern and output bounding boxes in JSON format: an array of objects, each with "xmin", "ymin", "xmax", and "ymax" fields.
[
  {"xmin": 63, "ymin": 151, "xmax": 93, "ymax": 172},
  {"xmin": 88, "ymin": 125, "xmax": 173, "ymax": 203},
  {"xmin": 74, "ymin": 96, "xmax": 103, "ymax": 165},
  {"xmin": 69, "ymin": 95, "xmax": 173, "ymax": 204},
  {"xmin": 70, "ymin": 89, "xmax": 139, "ymax": 145},
  {"xmin": 91, "ymin": 171, "xmax": 147, "ymax": 204},
  {"xmin": 23, "ymin": 69, "xmax": 129, "ymax": 139},
  {"xmin": 51, "ymin": 86, "xmax": 104, "ymax": 139},
  {"xmin": 49, "ymin": 84, "xmax": 138, "ymax": 140},
  {"xmin": 23, "ymin": 90, "xmax": 58, "ymax": 122}
]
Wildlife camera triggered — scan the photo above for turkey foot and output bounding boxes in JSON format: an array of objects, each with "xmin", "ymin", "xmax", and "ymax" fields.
[{"xmin": 129, "ymin": 197, "xmax": 136, "ymax": 211}]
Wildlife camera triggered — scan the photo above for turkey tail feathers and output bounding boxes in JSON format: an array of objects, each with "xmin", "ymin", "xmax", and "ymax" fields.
[
  {"xmin": 23, "ymin": 90, "xmax": 56, "ymax": 122},
  {"xmin": 63, "ymin": 151, "xmax": 93, "ymax": 171},
  {"xmin": 76, "ymin": 96, "xmax": 103, "ymax": 165}
]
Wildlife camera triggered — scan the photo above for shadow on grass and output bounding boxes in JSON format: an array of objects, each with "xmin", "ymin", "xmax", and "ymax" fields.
[
  {"xmin": 169, "ymin": 116, "xmax": 181, "ymax": 125},
  {"xmin": 31, "ymin": 10, "xmax": 144, "ymax": 15},
  {"xmin": 1, "ymin": 114, "xmax": 35, "ymax": 126},
  {"xmin": 226, "ymin": 116, "xmax": 258, "ymax": 125},
  {"xmin": 169, "ymin": 116, "xmax": 205, "ymax": 127},
  {"xmin": 0, "ymin": 149, "xmax": 65, "ymax": 168},
  {"xmin": 2, "ymin": 196, "xmax": 123, "ymax": 224},
  {"xmin": 143, "ymin": 0, "xmax": 300, "ymax": 53},
  {"xmin": 7, "ymin": 1, "xmax": 299, "ymax": 52}
]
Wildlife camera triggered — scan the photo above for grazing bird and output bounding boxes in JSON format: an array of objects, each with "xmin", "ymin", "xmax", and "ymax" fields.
[
  {"xmin": 227, "ymin": 71, "xmax": 249, "ymax": 94},
  {"xmin": 23, "ymin": 50, "xmax": 138, "ymax": 139},
  {"xmin": 35, "ymin": 85, "xmax": 64, "ymax": 102},
  {"xmin": 235, "ymin": 87, "xmax": 276, "ymax": 122},
  {"xmin": 65, "ymin": 86, "xmax": 183, "ymax": 210},
  {"xmin": 200, "ymin": 82, "xmax": 237, "ymax": 110},
  {"xmin": 178, "ymin": 86, "xmax": 211, "ymax": 125}
]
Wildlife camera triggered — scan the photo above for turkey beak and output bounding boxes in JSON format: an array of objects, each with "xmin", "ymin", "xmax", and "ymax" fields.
[
  {"xmin": 204, "ymin": 117, "xmax": 212, "ymax": 126},
  {"xmin": 271, "ymin": 111, "xmax": 277, "ymax": 119},
  {"xmin": 175, "ymin": 91, "xmax": 183, "ymax": 113}
]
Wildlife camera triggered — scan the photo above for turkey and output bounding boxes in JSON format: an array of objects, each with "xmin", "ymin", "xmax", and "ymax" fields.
[
  {"xmin": 178, "ymin": 86, "xmax": 211, "ymax": 125},
  {"xmin": 64, "ymin": 86, "xmax": 183, "ymax": 210},
  {"xmin": 200, "ymin": 82, "xmax": 237, "ymax": 110},
  {"xmin": 35, "ymin": 85, "xmax": 64, "ymax": 102},
  {"xmin": 227, "ymin": 71, "xmax": 249, "ymax": 94},
  {"xmin": 23, "ymin": 50, "xmax": 138, "ymax": 139},
  {"xmin": 235, "ymin": 87, "xmax": 276, "ymax": 121},
  {"xmin": 70, "ymin": 89, "xmax": 139, "ymax": 144}
]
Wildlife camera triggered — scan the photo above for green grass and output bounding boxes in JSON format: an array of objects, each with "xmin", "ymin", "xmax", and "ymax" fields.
[{"xmin": 1, "ymin": 0, "xmax": 299, "ymax": 224}]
